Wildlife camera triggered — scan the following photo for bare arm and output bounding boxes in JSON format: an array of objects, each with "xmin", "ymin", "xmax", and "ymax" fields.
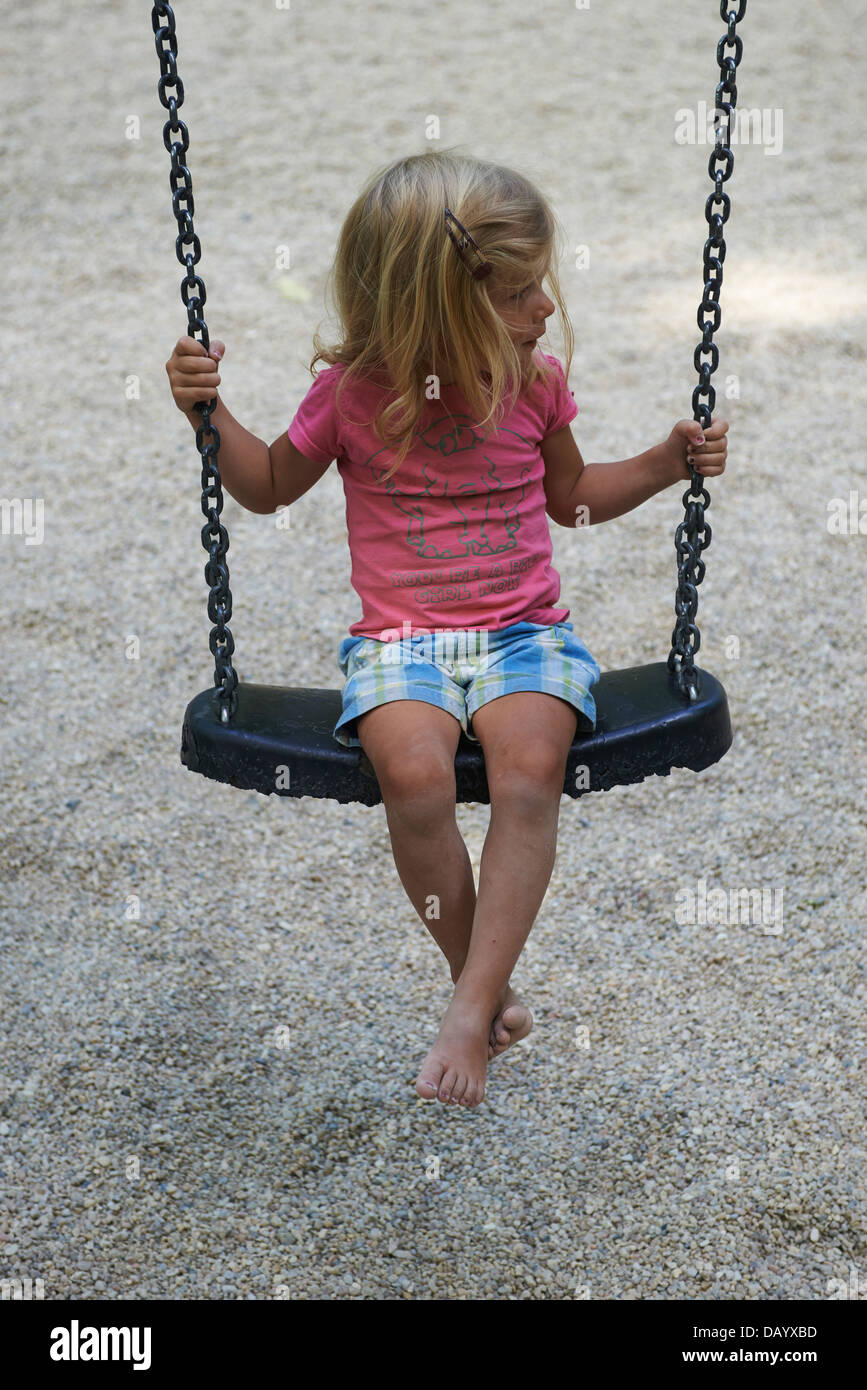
[
  {"xmin": 541, "ymin": 417, "xmax": 728, "ymax": 528},
  {"xmin": 165, "ymin": 336, "xmax": 332, "ymax": 514}
]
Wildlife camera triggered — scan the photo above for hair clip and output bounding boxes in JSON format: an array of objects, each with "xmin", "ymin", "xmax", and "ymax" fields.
[{"xmin": 444, "ymin": 206, "xmax": 493, "ymax": 281}]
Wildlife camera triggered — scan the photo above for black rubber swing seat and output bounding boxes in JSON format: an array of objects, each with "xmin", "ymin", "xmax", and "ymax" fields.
[{"xmin": 180, "ymin": 661, "xmax": 732, "ymax": 806}]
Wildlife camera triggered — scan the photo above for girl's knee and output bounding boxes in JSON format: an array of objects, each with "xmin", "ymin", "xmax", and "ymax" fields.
[
  {"xmin": 486, "ymin": 743, "xmax": 567, "ymax": 807},
  {"xmin": 377, "ymin": 750, "xmax": 456, "ymax": 821}
]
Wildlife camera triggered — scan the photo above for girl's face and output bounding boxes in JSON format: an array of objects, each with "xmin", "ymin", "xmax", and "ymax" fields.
[{"xmin": 489, "ymin": 268, "xmax": 556, "ymax": 359}]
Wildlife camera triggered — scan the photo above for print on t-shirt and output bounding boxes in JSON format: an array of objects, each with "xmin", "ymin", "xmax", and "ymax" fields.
[{"xmin": 361, "ymin": 412, "xmax": 532, "ymax": 562}]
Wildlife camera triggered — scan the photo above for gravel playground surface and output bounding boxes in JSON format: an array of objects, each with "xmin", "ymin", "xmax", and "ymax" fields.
[{"xmin": 1, "ymin": 1, "xmax": 865, "ymax": 1301}]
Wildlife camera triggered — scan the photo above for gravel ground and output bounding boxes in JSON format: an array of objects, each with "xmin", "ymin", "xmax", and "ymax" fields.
[{"xmin": 1, "ymin": 0, "xmax": 865, "ymax": 1301}]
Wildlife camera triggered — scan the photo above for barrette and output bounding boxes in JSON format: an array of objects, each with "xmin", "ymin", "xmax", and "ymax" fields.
[{"xmin": 444, "ymin": 205, "xmax": 493, "ymax": 281}]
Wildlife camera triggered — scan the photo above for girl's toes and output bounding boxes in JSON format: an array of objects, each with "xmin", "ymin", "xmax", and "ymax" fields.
[
  {"xmin": 438, "ymin": 1068, "xmax": 459, "ymax": 1105},
  {"xmin": 416, "ymin": 1061, "xmax": 446, "ymax": 1101}
]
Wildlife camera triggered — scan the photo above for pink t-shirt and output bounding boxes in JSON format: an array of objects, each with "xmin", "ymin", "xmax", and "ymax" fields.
[{"xmin": 287, "ymin": 353, "xmax": 578, "ymax": 638}]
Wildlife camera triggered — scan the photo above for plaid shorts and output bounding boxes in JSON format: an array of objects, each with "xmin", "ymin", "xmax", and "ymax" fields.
[{"xmin": 332, "ymin": 620, "xmax": 601, "ymax": 748}]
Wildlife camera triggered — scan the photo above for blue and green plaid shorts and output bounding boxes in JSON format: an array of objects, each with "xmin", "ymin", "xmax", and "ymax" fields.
[{"xmin": 332, "ymin": 620, "xmax": 601, "ymax": 747}]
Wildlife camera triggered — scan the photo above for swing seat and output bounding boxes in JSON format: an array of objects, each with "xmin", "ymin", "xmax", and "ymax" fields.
[{"xmin": 179, "ymin": 661, "xmax": 732, "ymax": 806}]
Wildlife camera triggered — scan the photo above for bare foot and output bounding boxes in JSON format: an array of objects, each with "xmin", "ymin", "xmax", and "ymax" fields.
[
  {"xmin": 488, "ymin": 986, "xmax": 533, "ymax": 1061},
  {"xmin": 415, "ymin": 995, "xmax": 494, "ymax": 1108}
]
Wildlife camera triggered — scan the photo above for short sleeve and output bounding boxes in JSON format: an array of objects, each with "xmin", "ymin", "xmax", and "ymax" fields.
[
  {"xmin": 287, "ymin": 366, "xmax": 342, "ymax": 464},
  {"xmin": 540, "ymin": 353, "xmax": 579, "ymax": 437}
]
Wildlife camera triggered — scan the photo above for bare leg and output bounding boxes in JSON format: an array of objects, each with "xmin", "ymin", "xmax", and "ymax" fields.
[
  {"xmin": 357, "ymin": 700, "xmax": 531, "ymax": 1058},
  {"xmin": 357, "ymin": 700, "xmax": 475, "ymax": 979},
  {"xmin": 414, "ymin": 692, "xmax": 578, "ymax": 1107}
]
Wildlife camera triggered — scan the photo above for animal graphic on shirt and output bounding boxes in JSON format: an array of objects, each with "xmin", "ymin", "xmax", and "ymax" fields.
[{"xmin": 360, "ymin": 413, "xmax": 534, "ymax": 560}]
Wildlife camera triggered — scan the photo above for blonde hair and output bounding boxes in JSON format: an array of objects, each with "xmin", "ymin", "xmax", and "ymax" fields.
[{"xmin": 309, "ymin": 148, "xmax": 574, "ymax": 479}]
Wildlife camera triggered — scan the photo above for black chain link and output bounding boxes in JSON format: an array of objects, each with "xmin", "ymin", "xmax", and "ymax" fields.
[
  {"xmin": 151, "ymin": 3, "xmax": 239, "ymax": 723},
  {"xmin": 668, "ymin": 0, "xmax": 746, "ymax": 701}
]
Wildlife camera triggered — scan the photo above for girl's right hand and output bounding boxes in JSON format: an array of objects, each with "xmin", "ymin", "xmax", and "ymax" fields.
[{"xmin": 165, "ymin": 335, "xmax": 225, "ymax": 414}]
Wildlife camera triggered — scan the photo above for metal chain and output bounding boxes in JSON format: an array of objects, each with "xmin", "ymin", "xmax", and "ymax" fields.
[
  {"xmin": 151, "ymin": 3, "xmax": 239, "ymax": 723},
  {"xmin": 668, "ymin": 0, "xmax": 746, "ymax": 701}
]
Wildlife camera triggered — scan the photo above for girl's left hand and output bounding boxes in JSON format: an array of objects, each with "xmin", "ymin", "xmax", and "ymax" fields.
[{"xmin": 667, "ymin": 416, "xmax": 729, "ymax": 480}]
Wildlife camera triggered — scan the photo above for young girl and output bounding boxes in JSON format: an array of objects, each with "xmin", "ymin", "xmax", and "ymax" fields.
[{"xmin": 166, "ymin": 150, "xmax": 727, "ymax": 1112}]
